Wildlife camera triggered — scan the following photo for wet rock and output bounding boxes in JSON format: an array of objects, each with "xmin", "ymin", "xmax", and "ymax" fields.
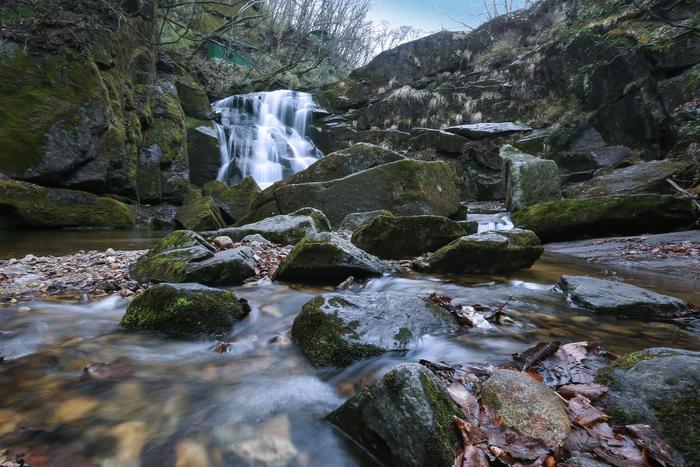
[
  {"xmin": 185, "ymin": 247, "xmax": 256, "ymax": 286},
  {"xmin": 351, "ymin": 215, "xmax": 466, "ymax": 259},
  {"xmin": 415, "ymin": 229, "xmax": 543, "ymax": 274},
  {"xmin": 328, "ymin": 363, "xmax": 462, "ymax": 467},
  {"xmin": 512, "ymin": 195, "xmax": 697, "ymax": 243},
  {"xmin": 121, "ymin": 283, "xmax": 247, "ymax": 338},
  {"xmin": 481, "ymin": 369, "xmax": 570, "ymax": 446},
  {"xmin": 500, "ymin": 145, "xmax": 561, "ymax": 211},
  {"xmin": 175, "ymin": 190, "xmax": 226, "ymax": 231},
  {"xmin": 206, "ymin": 208, "xmax": 331, "ymax": 245},
  {"xmin": 292, "ymin": 294, "xmax": 458, "ymax": 367},
  {"xmin": 186, "ymin": 123, "xmax": 221, "ymax": 187},
  {"xmin": 559, "ymin": 275, "xmax": 688, "ymax": 319},
  {"xmin": 275, "ymin": 233, "xmax": 386, "ymax": 284},
  {"xmin": 203, "ymin": 178, "xmax": 261, "ymax": 224},
  {"xmin": 445, "ymin": 122, "xmax": 532, "ymax": 138},
  {"xmin": 597, "ymin": 348, "xmax": 700, "ymax": 466},
  {"xmin": 339, "ymin": 210, "xmax": 394, "ymax": 232}
]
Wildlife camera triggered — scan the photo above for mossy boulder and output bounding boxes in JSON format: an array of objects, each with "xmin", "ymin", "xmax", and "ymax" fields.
[
  {"xmin": 339, "ymin": 210, "xmax": 394, "ymax": 232},
  {"xmin": 597, "ymin": 348, "xmax": 700, "ymax": 466},
  {"xmin": 351, "ymin": 215, "xmax": 466, "ymax": 259},
  {"xmin": 0, "ymin": 178, "xmax": 135, "ymax": 229},
  {"xmin": 203, "ymin": 178, "xmax": 261, "ymax": 224},
  {"xmin": 481, "ymin": 369, "xmax": 570, "ymax": 447},
  {"xmin": 131, "ymin": 230, "xmax": 215, "ymax": 283},
  {"xmin": 559, "ymin": 275, "xmax": 688, "ymax": 319},
  {"xmin": 500, "ymin": 145, "xmax": 561, "ymax": 212},
  {"xmin": 175, "ymin": 190, "xmax": 225, "ymax": 231},
  {"xmin": 173, "ymin": 73, "xmax": 211, "ymax": 120},
  {"xmin": 184, "ymin": 247, "xmax": 256, "ymax": 286},
  {"xmin": 187, "ymin": 122, "xmax": 221, "ymax": 187},
  {"xmin": 292, "ymin": 294, "xmax": 458, "ymax": 368},
  {"xmin": 328, "ymin": 363, "xmax": 462, "ymax": 467},
  {"xmin": 121, "ymin": 283, "xmax": 247, "ymax": 338},
  {"xmin": 512, "ymin": 195, "xmax": 697, "ymax": 242},
  {"xmin": 415, "ymin": 229, "xmax": 543, "ymax": 274}
]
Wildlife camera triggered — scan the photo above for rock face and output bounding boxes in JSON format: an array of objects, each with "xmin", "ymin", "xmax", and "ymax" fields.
[
  {"xmin": 203, "ymin": 178, "xmax": 261, "ymax": 224},
  {"xmin": 481, "ymin": 369, "xmax": 571, "ymax": 447},
  {"xmin": 175, "ymin": 190, "xmax": 225, "ymax": 231},
  {"xmin": 445, "ymin": 123, "xmax": 532, "ymax": 138},
  {"xmin": 205, "ymin": 208, "xmax": 331, "ymax": 245},
  {"xmin": 558, "ymin": 275, "xmax": 688, "ymax": 319},
  {"xmin": 339, "ymin": 210, "xmax": 393, "ymax": 232},
  {"xmin": 512, "ymin": 195, "xmax": 697, "ymax": 243},
  {"xmin": 292, "ymin": 293, "xmax": 458, "ymax": 367},
  {"xmin": 0, "ymin": 178, "xmax": 135, "ymax": 229},
  {"xmin": 351, "ymin": 215, "xmax": 466, "ymax": 260},
  {"xmin": 597, "ymin": 348, "xmax": 700, "ymax": 466},
  {"xmin": 415, "ymin": 229, "xmax": 544, "ymax": 274},
  {"xmin": 187, "ymin": 123, "xmax": 221, "ymax": 187},
  {"xmin": 275, "ymin": 233, "xmax": 386, "ymax": 283},
  {"xmin": 328, "ymin": 363, "xmax": 462, "ymax": 467},
  {"xmin": 500, "ymin": 145, "xmax": 561, "ymax": 211},
  {"xmin": 121, "ymin": 283, "xmax": 247, "ymax": 338}
]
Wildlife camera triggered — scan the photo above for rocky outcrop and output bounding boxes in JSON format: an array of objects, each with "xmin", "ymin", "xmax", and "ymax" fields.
[
  {"xmin": 351, "ymin": 215, "xmax": 466, "ymax": 259},
  {"xmin": 512, "ymin": 195, "xmax": 697, "ymax": 242},
  {"xmin": 275, "ymin": 233, "xmax": 386, "ymax": 283},
  {"xmin": 500, "ymin": 145, "xmax": 561, "ymax": 211},
  {"xmin": 328, "ymin": 363, "xmax": 462, "ymax": 467},
  {"xmin": 203, "ymin": 178, "xmax": 261, "ymax": 224},
  {"xmin": 175, "ymin": 190, "xmax": 225, "ymax": 231},
  {"xmin": 292, "ymin": 294, "xmax": 458, "ymax": 367},
  {"xmin": 121, "ymin": 283, "xmax": 247, "ymax": 338},
  {"xmin": 558, "ymin": 275, "xmax": 688, "ymax": 319}
]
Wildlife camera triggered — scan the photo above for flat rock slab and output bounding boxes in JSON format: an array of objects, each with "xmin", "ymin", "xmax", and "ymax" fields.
[
  {"xmin": 559, "ymin": 275, "xmax": 688, "ymax": 319},
  {"xmin": 445, "ymin": 122, "xmax": 532, "ymax": 138}
]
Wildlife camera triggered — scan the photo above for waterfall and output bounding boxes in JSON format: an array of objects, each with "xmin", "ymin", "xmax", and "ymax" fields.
[{"xmin": 212, "ymin": 90, "xmax": 323, "ymax": 189}]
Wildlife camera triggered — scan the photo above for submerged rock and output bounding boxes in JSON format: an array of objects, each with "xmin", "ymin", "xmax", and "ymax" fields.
[
  {"xmin": 275, "ymin": 233, "xmax": 385, "ymax": 283},
  {"xmin": 351, "ymin": 215, "xmax": 466, "ymax": 259},
  {"xmin": 500, "ymin": 145, "xmax": 561, "ymax": 211},
  {"xmin": 121, "ymin": 283, "xmax": 247, "ymax": 338},
  {"xmin": 445, "ymin": 122, "xmax": 532, "ymax": 138},
  {"xmin": 328, "ymin": 363, "xmax": 462, "ymax": 467},
  {"xmin": 481, "ymin": 369, "xmax": 570, "ymax": 447},
  {"xmin": 558, "ymin": 275, "xmax": 688, "ymax": 319},
  {"xmin": 597, "ymin": 348, "xmax": 700, "ymax": 465},
  {"xmin": 291, "ymin": 293, "xmax": 458, "ymax": 367},
  {"xmin": 175, "ymin": 190, "xmax": 226, "ymax": 231},
  {"xmin": 338, "ymin": 210, "xmax": 393, "ymax": 232},
  {"xmin": 203, "ymin": 178, "xmax": 261, "ymax": 224},
  {"xmin": 512, "ymin": 195, "xmax": 697, "ymax": 242},
  {"xmin": 415, "ymin": 229, "xmax": 543, "ymax": 274}
]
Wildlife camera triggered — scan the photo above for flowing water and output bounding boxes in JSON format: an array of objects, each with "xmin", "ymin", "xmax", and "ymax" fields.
[
  {"xmin": 213, "ymin": 90, "xmax": 322, "ymax": 189},
  {"xmin": 1, "ymin": 238, "xmax": 699, "ymax": 466}
]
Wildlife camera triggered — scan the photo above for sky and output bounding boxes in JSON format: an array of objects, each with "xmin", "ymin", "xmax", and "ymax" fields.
[{"xmin": 369, "ymin": 0, "xmax": 491, "ymax": 33}]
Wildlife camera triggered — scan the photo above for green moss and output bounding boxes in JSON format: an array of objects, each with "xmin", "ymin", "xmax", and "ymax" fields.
[
  {"xmin": 394, "ymin": 328, "xmax": 413, "ymax": 346},
  {"xmin": 656, "ymin": 394, "xmax": 700, "ymax": 464},
  {"xmin": 419, "ymin": 372, "xmax": 462, "ymax": 467},
  {"xmin": 595, "ymin": 350, "xmax": 659, "ymax": 385},
  {"xmin": 175, "ymin": 190, "xmax": 225, "ymax": 231}
]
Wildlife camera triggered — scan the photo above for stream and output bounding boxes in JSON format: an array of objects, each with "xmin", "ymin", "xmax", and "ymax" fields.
[{"xmin": 1, "ymin": 237, "xmax": 699, "ymax": 466}]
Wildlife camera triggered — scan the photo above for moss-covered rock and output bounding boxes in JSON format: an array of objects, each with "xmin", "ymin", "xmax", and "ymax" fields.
[
  {"xmin": 512, "ymin": 195, "xmax": 697, "ymax": 242},
  {"xmin": 500, "ymin": 145, "xmax": 561, "ymax": 212},
  {"xmin": 173, "ymin": 72, "xmax": 211, "ymax": 120},
  {"xmin": 339, "ymin": 210, "xmax": 394, "ymax": 232},
  {"xmin": 415, "ymin": 229, "xmax": 543, "ymax": 274},
  {"xmin": 175, "ymin": 190, "xmax": 225, "ymax": 231},
  {"xmin": 351, "ymin": 215, "xmax": 466, "ymax": 259},
  {"xmin": 0, "ymin": 178, "xmax": 135, "ymax": 229},
  {"xmin": 275, "ymin": 232, "xmax": 386, "ymax": 283},
  {"xmin": 187, "ymin": 121, "xmax": 220, "ymax": 187},
  {"xmin": 327, "ymin": 363, "xmax": 462, "ymax": 467},
  {"xmin": 203, "ymin": 178, "xmax": 261, "ymax": 224},
  {"xmin": 121, "ymin": 283, "xmax": 247, "ymax": 338}
]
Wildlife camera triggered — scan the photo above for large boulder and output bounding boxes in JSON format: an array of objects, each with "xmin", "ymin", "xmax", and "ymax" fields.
[
  {"xmin": 183, "ymin": 247, "xmax": 256, "ymax": 286},
  {"xmin": 328, "ymin": 363, "xmax": 462, "ymax": 467},
  {"xmin": 273, "ymin": 160, "xmax": 461, "ymax": 226},
  {"xmin": 415, "ymin": 229, "xmax": 543, "ymax": 274},
  {"xmin": 292, "ymin": 293, "xmax": 458, "ymax": 368},
  {"xmin": 275, "ymin": 233, "xmax": 386, "ymax": 283},
  {"xmin": 173, "ymin": 72, "xmax": 211, "ymax": 120},
  {"xmin": 203, "ymin": 178, "xmax": 261, "ymax": 224},
  {"xmin": 175, "ymin": 190, "xmax": 225, "ymax": 231},
  {"xmin": 121, "ymin": 283, "xmax": 247, "ymax": 338},
  {"xmin": 500, "ymin": 145, "xmax": 561, "ymax": 211},
  {"xmin": 187, "ymin": 122, "xmax": 221, "ymax": 187},
  {"xmin": 351, "ymin": 215, "xmax": 466, "ymax": 260},
  {"xmin": 481, "ymin": 369, "xmax": 570, "ymax": 447},
  {"xmin": 558, "ymin": 275, "xmax": 688, "ymax": 319},
  {"xmin": 205, "ymin": 208, "xmax": 331, "ymax": 245},
  {"xmin": 0, "ymin": 178, "xmax": 135, "ymax": 229},
  {"xmin": 339, "ymin": 210, "xmax": 393, "ymax": 232},
  {"xmin": 512, "ymin": 195, "xmax": 697, "ymax": 242},
  {"xmin": 597, "ymin": 348, "xmax": 700, "ymax": 466}
]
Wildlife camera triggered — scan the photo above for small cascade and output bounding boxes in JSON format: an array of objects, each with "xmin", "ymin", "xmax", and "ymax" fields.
[
  {"xmin": 212, "ymin": 90, "xmax": 322, "ymax": 189},
  {"xmin": 474, "ymin": 213, "xmax": 514, "ymax": 233}
]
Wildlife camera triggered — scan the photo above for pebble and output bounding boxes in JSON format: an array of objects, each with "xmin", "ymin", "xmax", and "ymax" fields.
[
  {"xmin": 105, "ymin": 248, "xmax": 116, "ymax": 256},
  {"xmin": 214, "ymin": 236, "xmax": 234, "ymax": 250}
]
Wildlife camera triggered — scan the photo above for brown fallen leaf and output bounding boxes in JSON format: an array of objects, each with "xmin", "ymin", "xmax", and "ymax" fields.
[{"xmin": 626, "ymin": 424, "xmax": 676, "ymax": 467}]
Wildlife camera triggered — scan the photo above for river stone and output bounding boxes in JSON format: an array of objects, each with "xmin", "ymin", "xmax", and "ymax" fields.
[
  {"xmin": 175, "ymin": 190, "xmax": 226, "ymax": 231},
  {"xmin": 273, "ymin": 159, "xmax": 461, "ymax": 226},
  {"xmin": 559, "ymin": 275, "xmax": 688, "ymax": 319},
  {"xmin": 131, "ymin": 230, "xmax": 215, "ymax": 283},
  {"xmin": 203, "ymin": 178, "xmax": 261, "ymax": 224},
  {"xmin": 121, "ymin": 283, "xmax": 247, "ymax": 338},
  {"xmin": 596, "ymin": 348, "xmax": 700, "ymax": 466},
  {"xmin": 512, "ymin": 195, "xmax": 697, "ymax": 243},
  {"xmin": 275, "ymin": 233, "xmax": 386, "ymax": 284},
  {"xmin": 445, "ymin": 122, "xmax": 532, "ymax": 138},
  {"xmin": 292, "ymin": 293, "xmax": 458, "ymax": 367},
  {"xmin": 184, "ymin": 247, "xmax": 256, "ymax": 286},
  {"xmin": 328, "ymin": 363, "xmax": 462, "ymax": 467},
  {"xmin": 500, "ymin": 145, "xmax": 561, "ymax": 211},
  {"xmin": 481, "ymin": 369, "xmax": 570, "ymax": 447},
  {"xmin": 415, "ymin": 229, "xmax": 543, "ymax": 274},
  {"xmin": 338, "ymin": 210, "xmax": 393, "ymax": 232},
  {"xmin": 205, "ymin": 208, "xmax": 331, "ymax": 245},
  {"xmin": 351, "ymin": 215, "xmax": 466, "ymax": 259}
]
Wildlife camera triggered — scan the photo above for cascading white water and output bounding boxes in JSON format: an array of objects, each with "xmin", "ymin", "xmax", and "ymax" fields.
[{"xmin": 212, "ymin": 90, "xmax": 322, "ymax": 189}]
